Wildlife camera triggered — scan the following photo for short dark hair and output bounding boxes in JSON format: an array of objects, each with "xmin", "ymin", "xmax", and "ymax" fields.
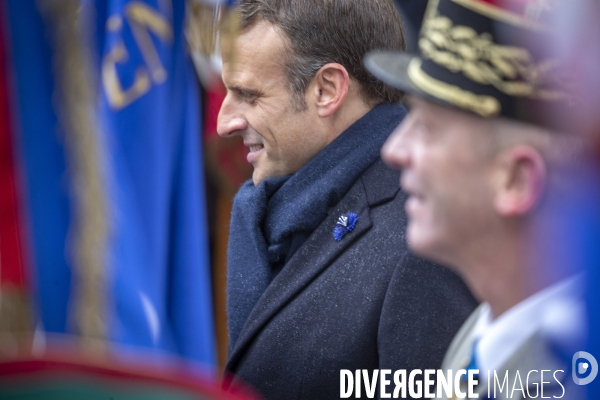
[{"xmin": 236, "ymin": 0, "xmax": 406, "ymax": 110}]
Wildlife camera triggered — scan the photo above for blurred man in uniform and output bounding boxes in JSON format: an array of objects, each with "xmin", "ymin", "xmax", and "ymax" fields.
[{"xmin": 366, "ymin": 0, "xmax": 590, "ymax": 398}]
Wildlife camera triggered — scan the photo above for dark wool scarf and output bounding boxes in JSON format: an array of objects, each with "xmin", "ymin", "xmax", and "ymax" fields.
[{"xmin": 227, "ymin": 103, "xmax": 407, "ymax": 351}]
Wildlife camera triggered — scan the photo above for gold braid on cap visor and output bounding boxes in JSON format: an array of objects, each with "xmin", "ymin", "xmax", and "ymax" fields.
[{"xmin": 409, "ymin": 4, "xmax": 569, "ymax": 117}]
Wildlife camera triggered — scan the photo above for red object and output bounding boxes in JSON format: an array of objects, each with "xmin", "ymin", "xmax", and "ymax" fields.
[
  {"xmin": 203, "ymin": 81, "xmax": 253, "ymax": 190},
  {"xmin": 0, "ymin": 6, "xmax": 29, "ymax": 288},
  {"xmin": 204, "ymin": 82, "xmax": 226, "ymax": 140},
  {"xmin": 478, "ymin": 0, "xmax": 552, "ymax": 19},
  {"xmin": 0, "ymin": 349, "xmax": 260, "ymax": 400},
  {"xmin": 480, "ymin": 0, "xmax": 534, "ymax": 7}
]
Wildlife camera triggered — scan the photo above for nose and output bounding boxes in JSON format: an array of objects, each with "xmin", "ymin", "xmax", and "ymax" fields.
[
  {"xmin": 381, "ymin": 114, "xmax": 413, "ymax": 170},
  {"xmin": 217, "ymin": 93, "xmax": 247, "ymax": 138}
]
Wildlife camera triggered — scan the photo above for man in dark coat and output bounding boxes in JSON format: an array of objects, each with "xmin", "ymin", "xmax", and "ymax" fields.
[{"xmin": 217, "ymin": 1, "xmax": 477, "ymax": 398}]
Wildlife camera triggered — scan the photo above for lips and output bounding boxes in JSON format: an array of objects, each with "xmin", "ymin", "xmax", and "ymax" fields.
[
  {"xmin": 245, "ymin": 143, "xmax": 264, "ymax": 164},
  {"xmin": 401, "ymin": 175, "xmax": 425, "ymax": 215},
  {"xmin": 405, "ymin": 195, "xmax": 425, "ymax": 216},
  {"xmin": 400, "ymin": 174, "xmax": 421, "ymax": 198}
]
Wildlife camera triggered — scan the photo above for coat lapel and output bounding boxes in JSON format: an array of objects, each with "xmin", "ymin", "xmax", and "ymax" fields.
[{"xmin": 227, "ymin": 159, "xmax": 400, "ymax": 369}]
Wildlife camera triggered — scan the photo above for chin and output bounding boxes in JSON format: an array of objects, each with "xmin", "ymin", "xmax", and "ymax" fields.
[
  {"xmin": 407, "ymin": 237, "xmax": 432, "ymax": 259},
  {"xmin": 251, "ymin": 165, "xmax": 269, "ymax": 186},
  {"xmin": 252, "ymin": 167, "xmax": 270, "ymax": 186},
  {"xmin": 407, "ymin": 226, "xmax": 442, "ymax": 263},
  {"xmin": 408, "ymin": 232, "xmax": 461, "ymax": 272},
  {"xmin": 251, "ymin": 173, "xmax": 260, "ymax": 186},
  {"xmin": 406, "ymin": 226, "xmax": 428, "ymax": 253},
  {"xmin": 251, "ymin": 168, "xmax": 280, "ymax": 186}
]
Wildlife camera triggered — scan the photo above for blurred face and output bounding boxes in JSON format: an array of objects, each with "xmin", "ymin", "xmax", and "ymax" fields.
[
  {"xmin": 381, "ymin": 97, "xmax": 498, "ymax": 266},
  {"xmin": 217, "ymin": 21, "xmax": 330, "ymax": 185}
]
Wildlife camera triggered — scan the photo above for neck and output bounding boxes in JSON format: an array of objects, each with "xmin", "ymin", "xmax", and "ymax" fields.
[
  {"xmin": 324, "ymin": 96, "xmax": 374, "ymax": 144},
  {"xmin": 453, "ymin": 222, "xmax": 573, "ymax": 320},
  {"xmin": 455, "ymin": 235, "xmax": 524, "ymax": 319}
]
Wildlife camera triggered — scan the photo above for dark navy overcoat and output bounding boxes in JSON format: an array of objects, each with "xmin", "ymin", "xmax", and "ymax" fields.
[{"xmin": 225, "ymin": 159, "xmax": 478, "ymax": 400}]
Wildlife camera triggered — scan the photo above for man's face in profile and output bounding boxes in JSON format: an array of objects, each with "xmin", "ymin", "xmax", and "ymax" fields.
[
  {"xmin": 381, "ymin": 97, "xmax": 498, "ymax": 267},
  {"xmin": 217, "ymin": 21, "xmax": 332, "ymax": 186}
]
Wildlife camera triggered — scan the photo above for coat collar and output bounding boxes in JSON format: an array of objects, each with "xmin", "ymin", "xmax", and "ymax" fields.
[
  {"xmin": 445, "ymin": 306, "xmax": 572, "ymax": 399},
  {"xmin": 471, "ymin": 333, "xmax": 570, "ymax": 399}
]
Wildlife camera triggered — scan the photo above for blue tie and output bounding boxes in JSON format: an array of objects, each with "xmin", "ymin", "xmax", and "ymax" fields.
[
  {"xmin": 464, "ymin": 339, "xmax": 480, "ymax": 381},
  {"xmin": 462, "ymin": 339, "xmax": 495, "ymax": 399}
]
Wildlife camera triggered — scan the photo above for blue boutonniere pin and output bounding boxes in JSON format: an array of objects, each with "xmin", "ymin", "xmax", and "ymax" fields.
[{"xmin": 333, "ymin": 212, "xmax": 359, "ymax": 241}]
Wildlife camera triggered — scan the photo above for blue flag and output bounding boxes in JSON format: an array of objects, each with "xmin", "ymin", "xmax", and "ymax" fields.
[
  {"xmin": 6, "ymin": 0, "xmax": 216, "ymax": 366},
  {"xmin": 92, "ymin": 0, "xmax": 216, "ymax": 365},
  {"xmin": 6, "ymin": 0, "xmax": 74, "ymax": 335}
]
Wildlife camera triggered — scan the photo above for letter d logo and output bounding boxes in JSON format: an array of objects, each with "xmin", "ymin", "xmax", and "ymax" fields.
[{"xmin": 572, "ymin": 351, "xmax": 598, "ymax": 385}]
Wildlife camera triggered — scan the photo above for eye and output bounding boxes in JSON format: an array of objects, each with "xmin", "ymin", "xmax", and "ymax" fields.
[
  {"xmin": 241, "ymin": 92, "xmax": 259, "ymax": 105},
  {"xmin": 233, "ymin": 88, "xmax": 261, "ymax": 105}
]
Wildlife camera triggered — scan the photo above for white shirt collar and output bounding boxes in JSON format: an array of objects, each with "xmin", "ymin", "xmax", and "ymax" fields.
[{"xmin": 472, "ymin": 275, "xmax": 586, "ymax": 375}]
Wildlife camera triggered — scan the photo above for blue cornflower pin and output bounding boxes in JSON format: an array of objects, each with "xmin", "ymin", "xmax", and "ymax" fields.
[{"xmin": 333, "ymin": 212, "xmax": 359, "ymax": 241}]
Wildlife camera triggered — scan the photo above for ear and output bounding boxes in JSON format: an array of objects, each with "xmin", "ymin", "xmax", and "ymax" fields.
[
  {"xmin": 310, "ymin": 63, "xmax": 350, "ymax": 118},
  {"xmin": 493, "ymin": 145, "xmax": 547, "ymax": 216}
]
